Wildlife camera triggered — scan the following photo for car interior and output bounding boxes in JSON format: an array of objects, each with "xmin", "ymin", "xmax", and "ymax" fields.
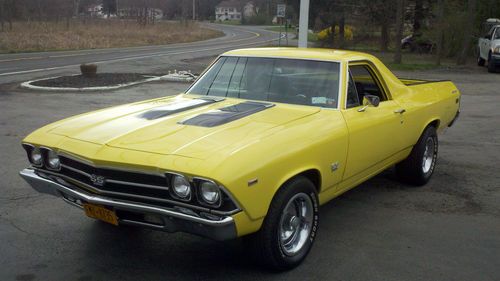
[{"xmin": 346, "ymin": 65, "xmax": 387, "ymax": 108}]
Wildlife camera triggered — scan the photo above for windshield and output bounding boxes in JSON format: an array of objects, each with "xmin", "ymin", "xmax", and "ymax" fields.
[{"xmin": 186, "ymin": 57, "xmax": 341, "ymax": 108}]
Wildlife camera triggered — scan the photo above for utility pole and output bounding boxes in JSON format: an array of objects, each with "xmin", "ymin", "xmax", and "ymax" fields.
[
  {"xmin": 193, "ymin": 0, "xmax": 196, "ymax": 20},
  {"xmin": 298, "ymin": 0, "xmax": 310, "ymax": 48}
]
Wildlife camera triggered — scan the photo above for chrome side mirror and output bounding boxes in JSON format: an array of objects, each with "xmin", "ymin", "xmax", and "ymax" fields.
[{"xmin": 358, "ymin": 95, "xmax": 380, "ymax": 112}]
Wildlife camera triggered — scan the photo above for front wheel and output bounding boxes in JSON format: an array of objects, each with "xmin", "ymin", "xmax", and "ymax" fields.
[
  {"xmin": 248, "ymin": 176, "xmax": 319, "ymax": 271},
  {"xmin": 477, "ymin": 52, "xmax": 486, "ymax": 66},
  {"xmin": 488, "ymin": 53, "xmax": 497, "ymax": 73},
  {"xmin": 396, "ymin": 126, "xmax": 438, "ymax": 186}
]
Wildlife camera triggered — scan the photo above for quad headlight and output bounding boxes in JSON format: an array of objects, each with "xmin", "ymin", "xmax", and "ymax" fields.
[
  {"xmin": 170, "ymin": 174, "xmax": 192, "ymax": 201},
  {"xmin": 166, "ymin": 173, "xmax": 228, "ymax": 209},
  {"xmin": 30, "ymin": 146, "xmax": 43, "ymax": 167},
  {"xmin": 46, "ymin": 149, "xmax": 60, "ymax": 170},
  {"xmin": 199, "ymin": 180, "xmax": 221, "ymax": 206}
]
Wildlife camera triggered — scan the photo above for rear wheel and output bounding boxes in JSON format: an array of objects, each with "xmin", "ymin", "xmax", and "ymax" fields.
[
  {"xmin": 396, "ymin": 126, "xmax": 438, "ymax": 186},
  {"xmin": 248, "ymin": 176, "xmax": 319, "ymax": 271}
]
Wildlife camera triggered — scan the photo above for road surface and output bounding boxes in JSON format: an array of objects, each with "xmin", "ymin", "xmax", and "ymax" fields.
[{"xmin": 0, "ymin": 24, "xmax": 281, "ymax": 84}]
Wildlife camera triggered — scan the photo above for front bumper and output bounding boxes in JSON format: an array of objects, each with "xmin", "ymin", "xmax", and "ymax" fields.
[{"xmin": 19, "ymin": 168, "xmax": 237, "ymax": 241}]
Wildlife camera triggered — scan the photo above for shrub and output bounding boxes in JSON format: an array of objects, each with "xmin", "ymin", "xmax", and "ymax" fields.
[{"xmin": 80, "ymin": 64, "xmax": 97, "ymax": 78}]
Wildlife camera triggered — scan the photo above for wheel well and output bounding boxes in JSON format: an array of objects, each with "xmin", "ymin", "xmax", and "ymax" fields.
[
  {"xmin": 296, "ymin": 169, "xmax": 321, "ymax": 192},
  {"xmin": 428, "ymin": 119, "xmax": 440, "ymax": 129}
]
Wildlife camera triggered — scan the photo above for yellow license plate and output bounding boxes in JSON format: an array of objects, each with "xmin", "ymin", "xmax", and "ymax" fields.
[{"xmin": 83, "ymin": 203, "xmax": 119, "ymax": 226}]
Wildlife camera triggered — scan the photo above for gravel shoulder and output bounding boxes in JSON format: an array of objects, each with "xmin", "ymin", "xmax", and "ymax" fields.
[{"xmin": 0, "ymin": 64, "xmax": 499, "ymax": 281}]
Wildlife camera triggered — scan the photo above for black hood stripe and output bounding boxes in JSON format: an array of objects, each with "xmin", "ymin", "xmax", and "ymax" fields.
[
  {"xmin": 138, "ymin": 97, "xmax": 224, "ymax": 120},
  {"xmin": 179, "ymin": 101, "xmax": 275, "ymax": 127}
]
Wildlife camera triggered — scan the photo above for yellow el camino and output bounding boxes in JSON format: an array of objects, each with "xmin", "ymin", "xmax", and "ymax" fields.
[{"xmin": 20, "ymin": 48, "xmax": 460, "ymax": 270}]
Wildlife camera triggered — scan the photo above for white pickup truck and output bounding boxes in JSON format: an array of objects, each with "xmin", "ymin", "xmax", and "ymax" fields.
[{"xmin": 478, "ymin": 21, "xmax": 500, "ymax": 72}]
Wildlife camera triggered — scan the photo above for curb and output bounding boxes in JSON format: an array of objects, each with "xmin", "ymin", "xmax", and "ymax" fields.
[
  {"xmin": 20, "ymin": 75, "xmax": 161, "ymax": 92},
  {"xmin": 159, "ymin": 72, "xmax": 197, "ymax": 82}
]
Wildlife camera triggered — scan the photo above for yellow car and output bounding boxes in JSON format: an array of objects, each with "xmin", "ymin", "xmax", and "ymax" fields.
[{"xmin": 19, "ymin": 48, "xmax": 460, "ymax": 270}]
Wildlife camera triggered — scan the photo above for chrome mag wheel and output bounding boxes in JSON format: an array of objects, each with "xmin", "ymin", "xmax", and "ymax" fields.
[
  {"xmin": 279, "ymin": 193, "xmax": 314, "ymax": 256},
  {"xmin": 422, "ymin": 136, "xmax": 436, "ymax": 174}
]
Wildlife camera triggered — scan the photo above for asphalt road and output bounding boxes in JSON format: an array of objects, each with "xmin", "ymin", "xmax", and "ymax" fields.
[
  {"xmin": 0, "ymin": 23, "xmax": 280, "ymax": 84},
  {"xmin": 0, "ymin": 27, "xmax": 499, "ymax": 281}
]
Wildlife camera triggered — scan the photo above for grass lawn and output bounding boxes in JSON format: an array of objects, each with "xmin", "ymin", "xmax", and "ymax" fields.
[
  {"xmin": 216, "ymin": 20, "xmax": 241, "ymax": 25},
  {"xmin": 370, "ymin": 51, "xmax": 458, "ymax": 71},
  {"xmin": 0, "ymin": 20, "xmax": 223, "ymax": 53}
]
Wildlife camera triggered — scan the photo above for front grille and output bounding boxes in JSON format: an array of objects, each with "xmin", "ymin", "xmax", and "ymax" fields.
[
  {"xmin": 37, "ymin": 154, "xmax": 239, "ymax": 214},
  {"xmin": 59, "ymin": 155, "xmax": 172, "ymax": 197}
]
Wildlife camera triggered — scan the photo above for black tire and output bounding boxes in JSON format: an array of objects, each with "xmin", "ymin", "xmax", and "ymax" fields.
[
  {"xmin": 488, "ymin": 53, "xmax": 497, "ymax": 73},
  {"xmin": 248, "ymin": 176, "xmax": 319, "ymax": 271},
  {"xmin": 477, "ymin": 53, "xmax": 486, "ymax": 66},
  {"xmin": 396, "ymin": 126, "xmax": 438, "ymax": 186}
]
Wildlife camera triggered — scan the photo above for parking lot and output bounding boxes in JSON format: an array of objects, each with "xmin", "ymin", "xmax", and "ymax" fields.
[{"xmin": 0, "ymin": 63, "xmax": 499, "ymax": 281}]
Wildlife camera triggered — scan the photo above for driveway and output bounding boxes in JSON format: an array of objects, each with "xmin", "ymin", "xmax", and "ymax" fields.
[{"xmin": 0, "ymin": 58, "xmax": 499, "ymax": 280}]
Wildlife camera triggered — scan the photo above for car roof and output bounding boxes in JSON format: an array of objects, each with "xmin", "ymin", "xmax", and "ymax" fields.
[{"xmin": 222, "ymin": 47, "xmax": 377, "ymax": 63}]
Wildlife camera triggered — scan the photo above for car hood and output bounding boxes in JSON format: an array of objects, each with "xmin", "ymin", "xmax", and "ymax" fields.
[
  {"xmin": 48, "ymin": 95, "xmax": 320, "ymax": 159},
  {"xmin": 492, "ymin": 39, "xmax": 500, "ymax": 47}
]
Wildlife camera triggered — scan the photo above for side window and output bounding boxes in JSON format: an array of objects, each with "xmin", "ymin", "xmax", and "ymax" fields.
[
  {"xmin": 494, "ymin": 28, "xmax": 500, "ymax": 40},
  {"xmin": 349, "ymin": 65, "xmax": 388, "ymax": 102},
  {"xmin": 346, "ymin": 72, "xmax": 360, "ymax": 108},
  {"xmin": 488, "ymin": 27, "xmax": 496, "ymax": 38}
]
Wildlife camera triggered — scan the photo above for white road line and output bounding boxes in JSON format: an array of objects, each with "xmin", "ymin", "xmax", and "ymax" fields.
[{"xmin": 0, "ymin": 32, "xmax": 275, "ymax": 77}]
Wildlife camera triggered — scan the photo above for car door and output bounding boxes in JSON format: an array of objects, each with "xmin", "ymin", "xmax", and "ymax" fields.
[
  {"xmin": 481, "ymin": 27, "xmax": 495, "ymax": 59},
  {"xmin": 341, "ymin": 63, "xmax": 407, "ymax": 180}
]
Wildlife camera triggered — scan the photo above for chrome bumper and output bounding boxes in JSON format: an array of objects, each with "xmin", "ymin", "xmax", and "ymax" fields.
[{"xmin": 19, "ymin": 168, "xmax": 237, "ymax": 241}]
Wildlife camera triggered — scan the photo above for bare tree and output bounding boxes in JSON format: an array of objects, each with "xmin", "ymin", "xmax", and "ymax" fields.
[
  {"xmin": 0, "ymin": 0, "xmax": 5, "ymax": 31},
  {"xmin": 394, "ymin": 0, "xmax": 404, "ymax": 63},
  {"xmin": 457, "ymin": 0, "xmax": 476, "ymax": 65},
  {"xmin": 435, "ymin": 0, "xmax": 445, "ymax": 65}
]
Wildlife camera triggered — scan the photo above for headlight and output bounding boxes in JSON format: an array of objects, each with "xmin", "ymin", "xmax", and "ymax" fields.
[
  {"xmin": 494, "ymin": 46, "xmax": 500, "ymax": 54},
  {"xmin": 171, "ymin": 175, "xmax": 192, "ymax": 200},
  {"xmin": 30, "ymin": 147, "xmax": 43, "ymax": 166},
  {"xmin": 46, "ymin": 149, "xmax": 60, "ymax": 170},
  {"xmin": 199, "ymin": 181, "xmax": 221, "ymax": 206}
]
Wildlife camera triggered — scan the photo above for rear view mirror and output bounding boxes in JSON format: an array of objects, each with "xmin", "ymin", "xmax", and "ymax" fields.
[
  {"xmin": 363, "ymin": 95, "xmax": 380, "ymax": 107},
  {"xmin": 358, "ymin": 95, "xmax": 380, "ymax": 112}
]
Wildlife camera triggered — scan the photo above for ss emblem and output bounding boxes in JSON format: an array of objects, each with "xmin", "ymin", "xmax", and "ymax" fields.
[{"xmin": 90, "ymin": 174, "xmax": 105, "ymax": 186}]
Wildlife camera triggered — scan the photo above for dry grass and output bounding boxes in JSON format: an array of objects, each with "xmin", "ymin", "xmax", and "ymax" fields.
[{"xmin": 0, "ymin": 20, "xmax": 223, "ymax": 53}]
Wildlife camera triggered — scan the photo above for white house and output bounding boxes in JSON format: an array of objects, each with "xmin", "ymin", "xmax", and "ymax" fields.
[
  {"xmin": 86, "ymin": 4, "xmax": 104, "ymax": 17},
  {"xmin": 215, "ymin": 0, "xmax": 242, "ymax": 21}
]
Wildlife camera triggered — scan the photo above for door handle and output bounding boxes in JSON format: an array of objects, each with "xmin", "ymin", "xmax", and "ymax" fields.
[{"xmin": 394, "ymin": 109, "xmax": 406, "ymax": 114}]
